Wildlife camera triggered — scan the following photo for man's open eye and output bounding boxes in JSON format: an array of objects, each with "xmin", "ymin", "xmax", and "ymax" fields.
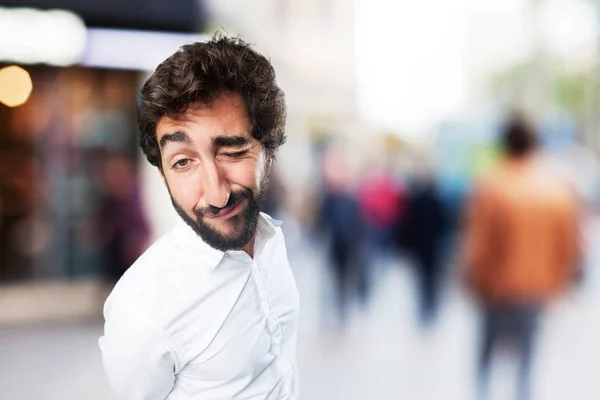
[{"xmin": 173, "ymin": 159, "xmax": 190, "ymax": 169}]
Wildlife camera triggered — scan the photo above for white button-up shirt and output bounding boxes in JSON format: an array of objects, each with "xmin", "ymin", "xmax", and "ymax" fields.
[{"xmin": 99, "ymin": 213, "xmax": 300, "ymax": 400}]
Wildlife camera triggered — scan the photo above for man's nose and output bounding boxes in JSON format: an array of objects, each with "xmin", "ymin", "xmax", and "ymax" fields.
[{"xmin": 201, "ymin": 161, "xmax": 230, "ymax": 208}]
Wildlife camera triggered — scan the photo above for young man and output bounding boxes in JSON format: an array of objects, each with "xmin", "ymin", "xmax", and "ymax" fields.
[{"xmin": 99, "ymin": 36, "xmax": 300, "ymax": 400}]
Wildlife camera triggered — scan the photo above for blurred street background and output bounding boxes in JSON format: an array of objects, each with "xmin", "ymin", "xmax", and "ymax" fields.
[{"xmin": 2, "ymin": 0, "xmax": 600, "ymax": 399}]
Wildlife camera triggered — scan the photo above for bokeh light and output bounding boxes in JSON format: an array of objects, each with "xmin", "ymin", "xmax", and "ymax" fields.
[{"xmin": 0, "ymin": 65, "xmax": 33, "ymax": 107}]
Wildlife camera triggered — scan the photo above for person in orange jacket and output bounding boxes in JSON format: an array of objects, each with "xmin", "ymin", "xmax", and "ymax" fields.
[{"xmin": 463, "ymin": 114, "xmax": 581, "ymax": 400}]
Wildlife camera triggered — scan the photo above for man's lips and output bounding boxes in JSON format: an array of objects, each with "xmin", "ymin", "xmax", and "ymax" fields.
[{"xmin": 207, "ymin": 198, "xmax": 245, "ymax": 220}]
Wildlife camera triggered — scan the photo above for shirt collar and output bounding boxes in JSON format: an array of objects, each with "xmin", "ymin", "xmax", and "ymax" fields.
[
  {"xmin": 256, "ymin": 212, "xmax": 282, "ymax": 240},
  {"xmin": 173, "ymin": 212, "xmax": 283, "ymax": 272}
]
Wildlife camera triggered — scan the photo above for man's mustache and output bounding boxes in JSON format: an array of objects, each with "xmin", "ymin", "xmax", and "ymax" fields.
[{"xmin": 194, "ymin": 189, "xmax": 251, "ymax": 218}]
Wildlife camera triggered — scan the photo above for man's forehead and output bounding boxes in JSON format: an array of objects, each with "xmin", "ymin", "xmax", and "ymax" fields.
[
  {"xmin": 157, "ymin": 113, "xmax": 200, "ymax": 131},
  {"xmin": 157, "ymin": 107, "xmax": 240, "ymax": 129},
  {"xmin": 156, "ymin": 97, "xmax": 251, "ymax": 141},
  {"xmin": 157, "ymin": 119, "xmax": 251, "ymax": 140}
]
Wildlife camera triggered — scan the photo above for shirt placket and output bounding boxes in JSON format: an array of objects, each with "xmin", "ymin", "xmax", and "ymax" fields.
[{"xmin": 252, "ymin": 260, "xmax": 296, "ymax": 397}]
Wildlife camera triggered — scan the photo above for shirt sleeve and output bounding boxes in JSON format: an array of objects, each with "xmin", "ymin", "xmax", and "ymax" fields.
[{"xmin": 99, "ymin": 318, "xmax": 177, "ymax": 400}]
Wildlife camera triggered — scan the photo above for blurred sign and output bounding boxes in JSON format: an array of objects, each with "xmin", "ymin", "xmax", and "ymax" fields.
[
  {"xmin": 0, "ymin": 6, "xmax": 209, "ymax": 70},
  {"xmin": 0, "ymin": 0, "xmax": 205, "ymax": 33},
  {"xmin": 0, "ymin": 7, "xmax": 86, "ymax": 66},
  {"xmin": 83, "ymin": 28, "xmax": 209, "ymax": 71}
]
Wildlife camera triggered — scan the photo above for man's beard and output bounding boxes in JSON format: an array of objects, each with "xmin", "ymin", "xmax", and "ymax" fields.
[{"xmin": 169, "ymin": 172, "xmax": 270, "ymax": 252}]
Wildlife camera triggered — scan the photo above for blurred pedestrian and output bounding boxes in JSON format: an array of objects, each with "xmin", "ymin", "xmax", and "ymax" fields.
[
  {"xmin": 99, "ymin": 35, "xmax": 299, "ymax": 400},
  {"xmin": 357, "ymin": 166, "xmax": 406, "ymax": 292},
  {"xmin": 463, "ymin": 114, "xmax": 581, "ymax": 400},
  {"xmin": 316, "ymin": 145, "xmax": 366, "ymax": 327},
  {"xmin": 319, "ymin": 187, "xmax": 364, "ymax": 325},
  {"xmin": 398, "ymin": 176, "xmax": 447, "ymax": 326}
]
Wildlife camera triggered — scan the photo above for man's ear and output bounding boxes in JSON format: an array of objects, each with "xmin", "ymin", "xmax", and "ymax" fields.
[{"xmin": 265, "ymin": 149, "xmax": 274, "ymax": 168}]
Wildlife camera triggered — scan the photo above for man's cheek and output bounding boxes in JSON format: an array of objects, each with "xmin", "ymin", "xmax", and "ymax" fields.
[
  {"xmin": 229, "ymin": 166, "xmax": 259, "ymax": 189},
  {"xmin": 172, "ymin": 187, "xmax": 199, "ymax": 211}
]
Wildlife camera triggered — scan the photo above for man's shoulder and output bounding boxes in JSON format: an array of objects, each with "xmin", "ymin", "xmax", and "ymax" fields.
[
  {"xmin": 118, "ymin": 227, "xmax": 178, "ymax": 284},
  {"xmin": 103, "ymin": 227, "xmax": 180, "ymax": 324}
]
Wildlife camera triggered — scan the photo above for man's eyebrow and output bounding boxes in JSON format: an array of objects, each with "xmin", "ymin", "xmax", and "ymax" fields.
[
  {"xmin": 212, "ymin": 135, "xmax": 250, "ymax": 148},
  {"xmin": 159, "ymin": 131, "xmax": 191, "ymax": 149}
]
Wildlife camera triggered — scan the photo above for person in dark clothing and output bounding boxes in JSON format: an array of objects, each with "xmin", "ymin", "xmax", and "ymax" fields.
[
  {"xmin": 398, "ymin": 177, "xmax": 447, "ymax": 326},
  {"xmin": 316, "ymin": 144, "xmax": 368, "ymax": 326},
  {"xmin": 319, "ymin": 187, "xmax": 365, "ymax": 326}
]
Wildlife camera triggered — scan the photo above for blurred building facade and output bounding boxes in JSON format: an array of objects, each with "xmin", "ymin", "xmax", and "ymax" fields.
[{"xmin": 205, "ymin": 0, "xmax": 394, "ymax": 224}]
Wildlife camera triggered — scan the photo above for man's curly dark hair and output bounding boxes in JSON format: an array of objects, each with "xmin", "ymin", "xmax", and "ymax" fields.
[{"xmin": 138, "ymin": 35, "xmax": 287, "ymax": 168}]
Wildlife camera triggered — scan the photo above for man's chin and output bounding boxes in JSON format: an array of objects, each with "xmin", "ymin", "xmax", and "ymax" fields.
[
  {"xmin": 204, "ymin": 230, "xmax": 253, "ymax": 252},
  {"xmin": 202, "ymin": 217, "xmax": 242, "ymax": 236},
  {"xmin": 189, "ymin": 212, "xmax": 255, "ymax": 252},
  {"xmin": 170, "ymin": 192, "xmax": 261, "ymax": 252}
]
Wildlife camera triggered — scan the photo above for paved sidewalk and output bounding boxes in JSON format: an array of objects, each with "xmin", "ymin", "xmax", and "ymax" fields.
[{"xmin": 1, "ymin": 229, "xmax": 600, "ymax": 400}]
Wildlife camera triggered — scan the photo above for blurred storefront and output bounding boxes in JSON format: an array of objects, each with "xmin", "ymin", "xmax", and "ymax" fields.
[
  {"xmin": 0, "ymin": 66, "xmax": 140, "ymax": 281},
  {"xmin": 0, "ymin": 1, "xmax": 208, "ymax": 283}
]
